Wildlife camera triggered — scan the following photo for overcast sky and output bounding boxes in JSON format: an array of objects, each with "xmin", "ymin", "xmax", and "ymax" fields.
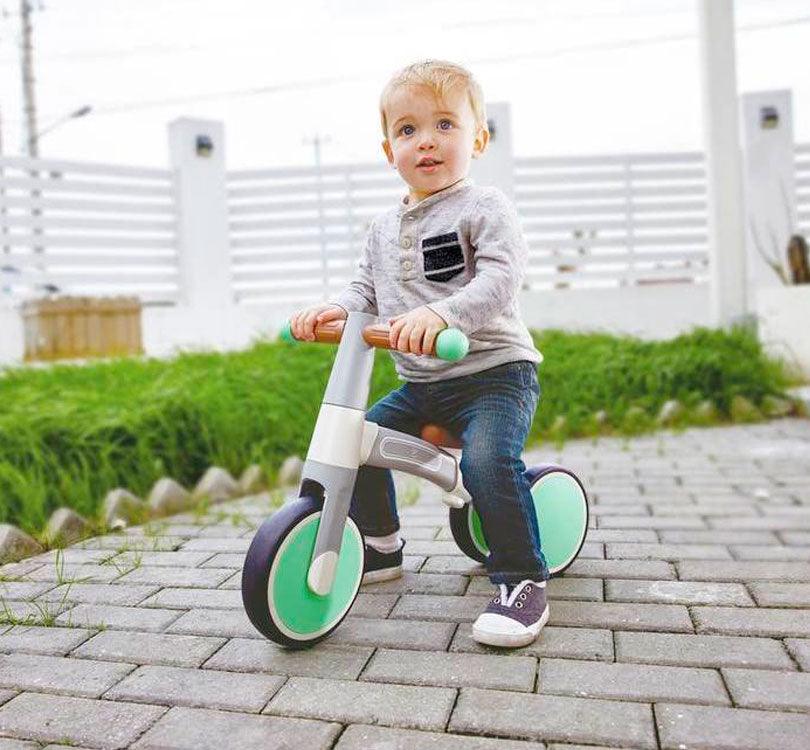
[{"xmin": 1, "ymin": 0, "xmax": 809, "ymax": 169}]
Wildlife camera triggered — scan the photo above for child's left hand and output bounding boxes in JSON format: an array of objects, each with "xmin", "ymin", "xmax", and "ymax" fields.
[{"xmin": 388, "ymin": 306, "xmax": 447, "ymax": 356}]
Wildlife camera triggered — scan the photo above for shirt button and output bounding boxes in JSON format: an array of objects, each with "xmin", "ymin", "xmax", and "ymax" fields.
[
  {"xmin": 401, "ymin": 237, "xmax": 413, "ymax": 249},
  {"xmin": 402, "ymin": 260, "xmax": 413, "ymax": 270}
]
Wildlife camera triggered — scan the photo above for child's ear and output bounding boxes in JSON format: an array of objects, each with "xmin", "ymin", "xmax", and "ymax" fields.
[
  {"xmin": 382, "ymin": 139, "xmax": 395, "ymax": 166},
  {"xmin": 471, "ymin": 127, "xmax": 490, "ymax": 159}
]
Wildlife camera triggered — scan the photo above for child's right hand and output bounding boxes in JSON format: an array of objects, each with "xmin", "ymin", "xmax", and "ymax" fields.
[{"xmin": 290, "ymin": 303, "xmax": 347, "ymax": 341}]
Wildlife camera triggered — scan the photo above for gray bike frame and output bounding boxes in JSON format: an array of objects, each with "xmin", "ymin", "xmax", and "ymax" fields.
[{"xmin": 300, "ymin": 312, "xmax": 469, "ymax": 596}]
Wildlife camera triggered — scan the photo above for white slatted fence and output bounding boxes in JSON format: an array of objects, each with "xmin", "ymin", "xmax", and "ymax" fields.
[
  {"xmin": 227, "ymin": 163, "xmax": 400, "ymax": 306},
  {"xmin": 797, "ymin": 143, "xmax": 810, "ymax": 237},
  {"xmin": 514, "ymin": 151, "xmax": 709, "ymax": 289},
  {"xmin": 0, "ymin": 156, "xmax": 178, "ymax": 304}
]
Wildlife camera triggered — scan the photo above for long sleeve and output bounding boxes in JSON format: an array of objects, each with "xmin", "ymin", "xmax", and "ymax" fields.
[
  {"xmin": 330, "ymin": 220, "xmax": 378, "ymax": 315},
  {"xmin": 426, "ymin": 188, "xmax": 527, "ymax": 334}
]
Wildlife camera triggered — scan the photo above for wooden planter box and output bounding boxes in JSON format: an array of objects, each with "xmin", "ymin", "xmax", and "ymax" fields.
[{"xmin": 22, "ymin": 296, "xmax": 143, "ymax": 362}]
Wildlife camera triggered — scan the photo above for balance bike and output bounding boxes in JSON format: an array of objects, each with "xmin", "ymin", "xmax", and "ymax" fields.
[{"xmin": 241, "ymin": 312, "xmax": 589, "ymax": 648}]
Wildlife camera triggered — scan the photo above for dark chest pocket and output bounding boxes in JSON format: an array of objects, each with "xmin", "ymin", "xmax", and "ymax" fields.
[{"xmin": 422, "ymin": 231, "xmax": 465, "ymax": 282}]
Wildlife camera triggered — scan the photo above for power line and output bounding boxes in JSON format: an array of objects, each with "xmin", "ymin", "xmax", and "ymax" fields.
[{"xmin": 77, "ymin": 14, "xmax": 810, "ymax": 118}]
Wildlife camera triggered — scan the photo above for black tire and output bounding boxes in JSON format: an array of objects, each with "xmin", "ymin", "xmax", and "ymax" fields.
[
  {"xmin": 448, "ymin": 464, "xmax": 589, "ymax": 577},
  {"xmin": 241, "ymin": 495, "xmax": 364, "ymax": 648}
]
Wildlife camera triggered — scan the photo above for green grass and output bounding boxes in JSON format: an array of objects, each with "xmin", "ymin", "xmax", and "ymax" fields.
[{"xmin": 0, "ymin": 325, "xmax": 796, "ymax": 536}]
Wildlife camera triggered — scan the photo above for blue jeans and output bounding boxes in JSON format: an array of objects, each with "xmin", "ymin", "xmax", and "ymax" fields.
[{"xmin": 348, "ymin": 360, "xmax": 549, "ymax": 585}]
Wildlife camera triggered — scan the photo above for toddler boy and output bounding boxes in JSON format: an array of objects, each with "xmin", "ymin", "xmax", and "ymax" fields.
[{"xmin": 291, "ymin": 60, "xmax": 549, "ymax": 647}]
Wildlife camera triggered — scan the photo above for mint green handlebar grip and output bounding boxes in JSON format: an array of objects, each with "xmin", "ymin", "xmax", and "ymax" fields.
[
  {"xmin": 280, "ymin": 320, "xmax": 296, "ymax": 344},
  {"xmin": 435, "ymin": 328, "xmax": 469, "ymax": 361}
]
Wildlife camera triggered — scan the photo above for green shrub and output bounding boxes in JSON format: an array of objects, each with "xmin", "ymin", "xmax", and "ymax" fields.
[{"xmin": 0, "ymin": 325, "xmax": 793, "ymax": 535}]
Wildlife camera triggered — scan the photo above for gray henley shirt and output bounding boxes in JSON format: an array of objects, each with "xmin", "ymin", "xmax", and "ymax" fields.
[{"xmin": 331, "ymin": 177, "xmax": 542, "ymax": 382}]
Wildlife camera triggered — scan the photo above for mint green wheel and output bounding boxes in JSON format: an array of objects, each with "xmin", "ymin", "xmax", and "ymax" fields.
[
  {"xmin": 242, "ymin": 496, "xmax": 364, "ymax": 647},
  {"xmin": 448, "ymin": 465, "xmax": 588, "ymax": 576}
]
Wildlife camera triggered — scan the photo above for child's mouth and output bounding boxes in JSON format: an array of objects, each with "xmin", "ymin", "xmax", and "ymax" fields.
[{"xmin": 417, "ymin": 160, "xmax": 442, "ymax": 172}]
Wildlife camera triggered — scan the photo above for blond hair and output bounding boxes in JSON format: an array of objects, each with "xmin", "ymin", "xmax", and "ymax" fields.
[{"xmin": 379, "ymin": 60, "xmax": 487, "ymax": 138}]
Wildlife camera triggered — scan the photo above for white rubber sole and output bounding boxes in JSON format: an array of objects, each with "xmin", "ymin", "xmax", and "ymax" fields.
[
  {"xmin": 361, "ymin": 565, "xmax": 403, "ymax": 585},
  {"xmin": 471, "ymin": 605, "xmax": 550, "ymax": 648}
]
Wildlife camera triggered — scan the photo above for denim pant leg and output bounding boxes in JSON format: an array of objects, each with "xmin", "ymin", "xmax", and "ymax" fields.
[
  {"xmin": 348, "ymin": 382, "xmax": 425, "ymax": 537},
  {"xmin": 441, "ymin": 362, "xmax": 549, "ymax": 585}
]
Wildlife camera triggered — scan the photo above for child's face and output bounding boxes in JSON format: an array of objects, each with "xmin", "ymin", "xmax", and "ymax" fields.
[{"xmin": 382, "ymin": 84, "xmax": 488, "ymax": 203}]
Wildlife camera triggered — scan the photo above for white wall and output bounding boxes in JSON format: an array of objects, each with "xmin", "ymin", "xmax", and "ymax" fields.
[{"xmin": 0, "ymin": 308, "xmax": 24, "ymax": 367}]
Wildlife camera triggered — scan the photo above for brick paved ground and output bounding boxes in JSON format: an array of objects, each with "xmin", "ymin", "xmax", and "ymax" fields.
[{"xmin": 0, "ymin": 418, "xmax": 808, "ymax": 749}]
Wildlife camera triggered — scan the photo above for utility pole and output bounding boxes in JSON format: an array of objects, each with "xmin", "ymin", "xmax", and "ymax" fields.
[
  {"xmin": 20, "ymin": 0, "xmax": 38, "ymax": 157},
  {"xmin": 697, "ymin": 0, "xmax": 747, "ymax": 328}
]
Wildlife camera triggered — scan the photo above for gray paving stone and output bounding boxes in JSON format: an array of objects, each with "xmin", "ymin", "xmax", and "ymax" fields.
[
  {"xmin": 731, "ymin": 545, "xmax": 810, "ymax": 561},
  {"xmin": 606, "ymin": 579, "xmax": 754, "ymax": 606},
  {"xmin": 203, "ymin": 638, "xmax": 372, "ymax": 679},
  {"xmin": 448, "ymin": 687, "xmax": 656, "ymax": 748},
  {"xmin": 747, "ymin": 582, "xmax": 810, "ymax": 607},
  {"xmin": 71, "ymin": 630, "xmax": 226, "ymax": 667},
  {"xmin": 352, "ymin": 593, "xmax": 399, "ymax": 618},
  {"xmin": 401, "ymin": 540, "xmax": 466, "ymax": 556},
  {"xmin": 334, "ymin": 724, "xmax": 546, "ymax": 750},
  {"xmin": 131, "ymin": 706, "xmax": 339, "ymax": 749},
  {"xmin": 0, "ymin": 625, "xmax": 95, "ymax": 656},
  {"xmin": 29, "ymin": 548, "xmax": 112, "ymax": 565},
  {"xmin": 598, "ymin": 516, "xmax": 706, "ymax": 529},
  {"xmin": 659, "ymin": 530, "xmax": 779, "ymax": 545},
  {"xmin": 0, "ymin": 560, "xmax": 43, "ymax": 579},
  {"xmin": 655, "ymin": 702, "xmax": 810, "ymax": 750},
  {"xmin": 55, "ymin": 604, "xmax": 182, "ymax": 632},
  {"xmin": 139, "ymin": 587, "xmax": 242, "ymax": 609},
  {"xmin": 0, "ymin": 692, "xmax": 166, "ymax": 748},
  {"xmin": 419, "ymin": 556, "xmax": 488, "ymax": 576},
  {"xmin": 785, "ymin": 638, "xmax": 810, "ymax": 670},
  {"xmin": 0, "ymin": 600, "xmax": 73, "ymax": 625},
  {"xmin": 328, "ymin": 616, "xmax": 456, "ymax": 651},
  {"xmin": 115, "ymin": 566, "xmax": 233, "ymax": 588},
  {"xmin": 26, "ymin": 563, "xmax": 123, "ymax": 583},
  {"xmin": 0, "ymin": 581, "xmax": 55, "ymax": 601},
  {"xmin": 181, "ymin": 537, "xmax": 250, "ymax": 552},
  {"xmin": 549, "ymin": 600, "xmax": 693, "ymax": 632},
  {"xmin": 722, "ymin": 668, "xmax": 810, "ymax": 711},
  {"xmin": 35, "ymin": 582, "xmax": 159, "ymax": 606},
  {"xmin": 677, "ymin": 560, "xmax": 810, "ymax": 582},
  {"xmin": 605, "ymin": 542, "xmax": 732, "ymax": 560},
  {"xmin": 708, "ymin": 516, "xmax": 810, "ymax": 530},
  {"xmin": 538, "ymin": 657, "xmax": 729, "ymax": 705},
  {"xmin": 107, "ymin": 550, "xmax": 215, "ymax": 567},
  {"xmin": 390, "ymin": 594, "xmax": 490, "ymax": 622},
  {"xmin": 105, "ymin": 664, "xmax": 285, "ymax": 712},
  {"xmin": 451, "ymin": 625, "xmax": 614, "ymax": 661},
  {"xmin": 0, "ymin": 739, "xmax": 39, "ymax": 749},
  {"xmin": 580, "ymin": 529, "xmax": 659, "ymax": 542},
  {"xmin": 166, "ymin": 608, "xmax": 260, "ymax": 639},
  {"xmin": 78, "ymin": 534, "xmax": 186, "ymax": 551},
  {"xmin": 362, "ymin": 647, "xmax": 536, "ymax": 691},
  {"xmin": 265, "ymin": 676, "xmax": 456, "ymax": 731},
  {"xmin": 199, "ymin": 552, "xmax": 243, "ymax": 568},
  {"xmin": 0, "ymin": 652, "xmax": 134, "ymax": 698},
  {"xmin": 615, "ymin": 631, "xmax": 795, "ymax": 670},
  {"xmin": 360, "ymin": 571, "xmax": 467, "ymax": 596},
  {"xmin": 693, "ymin": 606, "xmax": 810, "ymax": 637},
  {"xmin": 564, "ymin": 558, "xmax": 677, "ymax": 580}
]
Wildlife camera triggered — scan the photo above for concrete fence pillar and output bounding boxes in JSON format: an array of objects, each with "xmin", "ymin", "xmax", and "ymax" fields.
[
  {"xmin": 168, "ymin": 118, "xmax": 232, "ymax": 309},
  {"xmin": 470, "ymin": 101, "xmax": 514, "ymax": 200},
  {"xmin": 740, "ymin": 90, "xmax": 797, "ymax": 291},
  {"xmin": 697, "ymin": 0, "xmax": 749, "ymax": 328}
]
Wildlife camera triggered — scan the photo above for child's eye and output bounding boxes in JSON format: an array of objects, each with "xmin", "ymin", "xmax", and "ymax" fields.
[
  {"xmin": 438, "ymin": 119, "xmax": 454, "ymax": 130},
  {"xmin": 399, "ymin": 124, "xmax": 415, "ymax": 136}
]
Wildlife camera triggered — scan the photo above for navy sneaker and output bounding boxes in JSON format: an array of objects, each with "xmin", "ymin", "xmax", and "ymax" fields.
[
  {"xmin": 472, "ymin": 580, "xmax": 549, "ymax": 648},
  {"xmin": 361, "ymin": 538, "xmax": 406, "ymax": 584}
]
